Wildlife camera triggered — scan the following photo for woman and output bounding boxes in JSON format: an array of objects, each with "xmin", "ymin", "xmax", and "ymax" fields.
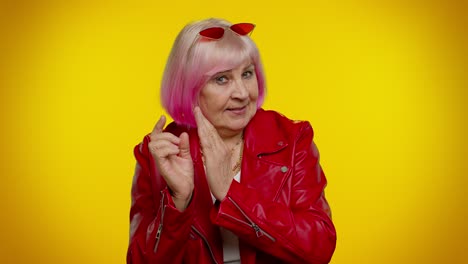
[{"xmin": 127, "ymin": 18, "xmax": 336, "ymax": 264}]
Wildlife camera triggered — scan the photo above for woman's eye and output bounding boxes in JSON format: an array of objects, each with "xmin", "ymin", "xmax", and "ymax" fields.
[
  {"xmin": 242, "ymin": 70, "xmax": 253, "ymax": 78},
  {"xmin": 215, "ymin": 76, "xmax": 228, "ymax": 84}
]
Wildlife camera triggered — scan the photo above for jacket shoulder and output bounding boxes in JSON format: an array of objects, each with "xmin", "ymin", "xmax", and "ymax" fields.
[{"xmin": 251, "ymin": 109, "xmax": 314, "ymax": 139}]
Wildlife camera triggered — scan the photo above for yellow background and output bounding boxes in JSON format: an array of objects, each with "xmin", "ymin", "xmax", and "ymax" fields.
[{"xmin": 1, "ymin": 0, "xmax": 467, "ymax": 263}]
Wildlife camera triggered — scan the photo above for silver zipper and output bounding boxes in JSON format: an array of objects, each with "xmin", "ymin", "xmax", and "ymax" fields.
[
  {"xmin": 227, "ymin": 197, "xmax": 276, "ymax": 242},
  {"xmin": 191, "ymin": 226, "xmax": 219, "ymax": 264},
  {"xmin": 220, "ymin": 212, "xmax": 251, "ymax": 227},
  {"xmin": 153, "ymin": 191, "xmax": 166, "ymax": 252},
  {"xmin": 221, "ymin": 213, "xmax": 272, "ymax": 240}
]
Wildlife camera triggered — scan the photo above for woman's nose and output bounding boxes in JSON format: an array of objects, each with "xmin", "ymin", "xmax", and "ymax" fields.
[{"xmin": 232, "ymin": 79, "xmax": 249, "ymax": 99}]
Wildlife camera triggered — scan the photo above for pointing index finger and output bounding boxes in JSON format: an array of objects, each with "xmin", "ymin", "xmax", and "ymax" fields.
[{"xmin": 151, "ymin": 115, "xmax": 166, "ymax": 136}]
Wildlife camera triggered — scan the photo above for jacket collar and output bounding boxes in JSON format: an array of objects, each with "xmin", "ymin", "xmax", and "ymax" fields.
[{"xmin": 243, "ymin": 108, "xmax": 289, "ymax": 156}]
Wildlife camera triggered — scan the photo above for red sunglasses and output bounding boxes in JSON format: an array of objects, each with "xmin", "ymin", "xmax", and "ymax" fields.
[{"xmin": 199, "ymin": 23, "xmax": 255, "ymax": 40}]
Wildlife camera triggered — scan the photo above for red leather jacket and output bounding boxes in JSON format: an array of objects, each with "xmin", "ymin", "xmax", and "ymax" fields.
[{"xmin": 127, "ymin": 109, "xmax": 336, "ymax": 264}]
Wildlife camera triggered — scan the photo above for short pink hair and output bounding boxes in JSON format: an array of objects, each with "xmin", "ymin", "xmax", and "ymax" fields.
[{"xmin": 160, "ymin": 18, "xmax": 266, "ymax": 127}]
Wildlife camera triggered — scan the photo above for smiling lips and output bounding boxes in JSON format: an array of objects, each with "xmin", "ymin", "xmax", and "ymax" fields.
[{"xmin": 227, "ymin": 106, "xmax": 247, "ymax": 115}]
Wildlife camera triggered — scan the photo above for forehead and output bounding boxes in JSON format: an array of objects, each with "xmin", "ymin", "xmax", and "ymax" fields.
[{"xmin": 206, "ymin": 59, "xmax": 254, "ymax": 76}]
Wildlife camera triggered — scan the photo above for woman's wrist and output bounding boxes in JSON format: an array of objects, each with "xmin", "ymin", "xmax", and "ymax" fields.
[{"xmin": 171, "ymin": 191, "xmax": 193, "ymax": 212}]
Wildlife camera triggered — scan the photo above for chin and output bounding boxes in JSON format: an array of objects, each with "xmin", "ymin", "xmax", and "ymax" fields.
[{"xmin": 234, "ymin": 117, "xmax": 252, "ymax": 129}]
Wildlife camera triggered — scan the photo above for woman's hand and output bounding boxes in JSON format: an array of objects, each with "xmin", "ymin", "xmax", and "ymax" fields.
[
  {"xmin": 148, "ymin": 115, "xmax": 194, "ymax": 211},
  {"xmin": 194, "ymin": 107, "xmax": 234, "ymax": 200}
]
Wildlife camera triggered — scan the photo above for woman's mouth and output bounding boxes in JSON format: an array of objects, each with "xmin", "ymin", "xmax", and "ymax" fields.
[{"xmin": 227, "ymin": 106, "xmax": 247, "ymax": 115}]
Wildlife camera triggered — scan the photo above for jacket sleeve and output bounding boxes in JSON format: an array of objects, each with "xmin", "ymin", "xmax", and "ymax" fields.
[
  {"xmin": 127, "ymin": 135, "xmax": 196, "ymax": 264},
  {"xmin": 210, "ymin": 122, "xmax": 336, "ymax": 264}
]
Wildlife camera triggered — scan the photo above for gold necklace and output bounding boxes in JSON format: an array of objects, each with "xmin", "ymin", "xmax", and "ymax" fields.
[
  {"xmin": 199, "ymin": 134, "xmax": 244, "ymax": 173},
  {"xmin": 231, "ymin": 138, "xmax": 244, "ymax": 173}
]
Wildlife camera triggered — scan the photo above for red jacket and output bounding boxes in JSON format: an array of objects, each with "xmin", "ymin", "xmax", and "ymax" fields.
[{"xmin": 127, "ymin": 109, "xmax": 336, "ymax": 264}]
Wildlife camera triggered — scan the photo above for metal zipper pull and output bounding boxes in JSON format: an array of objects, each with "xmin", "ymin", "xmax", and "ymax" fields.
[
  {"xmin": 227, "ymin": 197, "xmax": 276, "ymax": 242},
  {"xmin": 252, "ymin": 223, "xmax": 263, "ymax": 238},
  {"xmin": 154, "ymin": 190, "xmax": 166, "ymax": 252},
  {"xmin": 156, "ymin": 224, "xmax": 163, "ymax": 239}
]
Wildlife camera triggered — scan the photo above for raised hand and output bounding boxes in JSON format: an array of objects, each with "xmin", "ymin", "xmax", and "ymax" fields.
[
  {"xmin": 148, "ymin": 115, "xmax": 194, "ymax": 211},
  {"xmin": 194, "ymin": 107, "xmax": 235, "ymax": 200}
]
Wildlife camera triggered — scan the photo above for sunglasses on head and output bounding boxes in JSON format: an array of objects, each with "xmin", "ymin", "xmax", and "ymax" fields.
[{"xmin": 199, "ymin": 23, "xmax": 255, "ymax": 40}]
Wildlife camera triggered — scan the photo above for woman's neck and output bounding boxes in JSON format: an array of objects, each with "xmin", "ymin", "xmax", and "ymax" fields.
[{"xmin": 218, "ymin": 130, "xmax": 244, "ymax": 149}]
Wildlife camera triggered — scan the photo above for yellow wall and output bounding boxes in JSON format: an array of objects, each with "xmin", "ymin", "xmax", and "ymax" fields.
[{"xmin": 1, "ymin": 0, "xmax": 466, "ymax": 263}]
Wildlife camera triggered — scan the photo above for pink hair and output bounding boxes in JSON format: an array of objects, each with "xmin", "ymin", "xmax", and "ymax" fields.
[{"xmin": 160, "ymin": 18, "xmax": 266, "ymax": 127}]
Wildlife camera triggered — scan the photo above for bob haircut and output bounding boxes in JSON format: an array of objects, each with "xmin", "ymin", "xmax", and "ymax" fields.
[{"xmin": 160, "ymin": 18, "xmax": 266, "ymax": 127}]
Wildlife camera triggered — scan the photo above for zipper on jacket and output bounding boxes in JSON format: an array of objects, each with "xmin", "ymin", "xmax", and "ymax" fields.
[
  {"xmin": 221, "ymin": 212, "xmax": 275, "ymax": 240},
  {"xmin": 227, "ymin": 197, "xmax": 276, "ymax": 242},
  {"xmin": 191, "ymin": 226, "xmax": 219, "ymax": 264},
  {"xmin": 153, "ymin": 191, "xmax": 166, "ymax": 252}
]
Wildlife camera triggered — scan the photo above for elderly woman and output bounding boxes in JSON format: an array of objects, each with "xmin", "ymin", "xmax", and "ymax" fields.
[{"xmin": 127, "ymin": 18, "xmax": 336, "ymax": 264}]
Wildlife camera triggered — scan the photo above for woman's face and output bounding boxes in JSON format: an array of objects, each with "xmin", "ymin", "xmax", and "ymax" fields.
[{"xmin": 198, "ymin": 59, "xmax": 259, "ymax": 137}]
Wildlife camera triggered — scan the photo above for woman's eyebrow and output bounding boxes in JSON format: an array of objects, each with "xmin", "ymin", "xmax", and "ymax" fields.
[
  {"xmin": 214, "ymin": 69, "xmax": 231, "ymax": 75},
  {"xmin": 244, "ymin": 64, "xmax": 255, "ymax": 70},
  {"xmin": 213, "ymin": 64, "xmax": 254, "ymax": 76}
]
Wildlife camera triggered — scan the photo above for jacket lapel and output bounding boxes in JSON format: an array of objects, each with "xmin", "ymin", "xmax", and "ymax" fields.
[{"xmin": 241, "ymin": 109, "xmax": 292, "ymax": 200}]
